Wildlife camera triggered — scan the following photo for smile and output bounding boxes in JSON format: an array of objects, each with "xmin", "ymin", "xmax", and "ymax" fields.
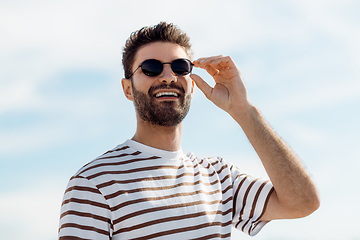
[{"xmin": 155, "ymin": 91, "xmax": 179, "ymax": 98}]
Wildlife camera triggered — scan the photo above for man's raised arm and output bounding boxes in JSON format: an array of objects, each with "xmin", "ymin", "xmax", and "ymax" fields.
[{"xmin": 190, "ymin": 56, "xmax": 320, "ymax": 221}]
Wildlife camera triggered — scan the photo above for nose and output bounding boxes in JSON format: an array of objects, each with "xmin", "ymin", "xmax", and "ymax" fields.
[{"xmin": 159, "ymin": 63, "xmax": 177, "ymax": 84}]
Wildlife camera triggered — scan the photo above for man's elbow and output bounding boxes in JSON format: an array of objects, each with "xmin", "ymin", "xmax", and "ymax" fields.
[
  {"xmin": 308, "ymin": 194, "xmax": 321, "ymax": 215},
  {"xmin": 293, "ymin": 193, "xmax": 321, "ymax": 218}
]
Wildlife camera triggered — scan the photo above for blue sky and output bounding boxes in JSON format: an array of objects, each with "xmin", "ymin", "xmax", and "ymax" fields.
[{"xmin": 1, "ymin": 0, "xmax": 359, "ymax": 239}]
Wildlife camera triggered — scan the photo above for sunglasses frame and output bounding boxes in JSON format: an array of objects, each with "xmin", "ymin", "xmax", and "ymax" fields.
[{"xmin": 128, "ymin": 58, "xmax": 194, "ymax": 79}]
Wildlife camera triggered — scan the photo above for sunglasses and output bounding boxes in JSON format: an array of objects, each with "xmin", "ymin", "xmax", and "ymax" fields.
[{"xmin": 128, "ymin": 58, "xmax": 194, "ymax": 78}]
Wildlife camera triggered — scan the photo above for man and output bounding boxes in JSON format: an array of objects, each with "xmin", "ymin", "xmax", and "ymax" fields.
[{"xmin": 58, "ymin": 22, "xmax": 320, "ymax": 240}]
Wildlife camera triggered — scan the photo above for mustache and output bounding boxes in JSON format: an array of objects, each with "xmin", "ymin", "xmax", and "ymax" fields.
[{"xmin": 148, "ymin": 83, "xmax": 185, "ymax": 95}]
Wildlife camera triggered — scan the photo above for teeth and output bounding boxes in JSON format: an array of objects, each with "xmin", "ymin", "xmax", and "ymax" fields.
[{"xmin": 155, "ymin": 92, "xmax": 179, "ymax": 98}]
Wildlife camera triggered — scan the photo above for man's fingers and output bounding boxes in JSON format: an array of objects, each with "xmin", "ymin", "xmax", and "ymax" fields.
[
  {"xmin": 194, "ymin": 56, "xmax": 222, "ymax": 77},
  {"xmin": 194, "ymin": 56, "xmax": 236, "ymax": 67},
  {"xmin": 194, "ymin": 55, "xmax": 223, "ymax": 64},
  {"xmin": 193, "ymin": 56, "xmax": 237, "ymax": 77},
  {"xmin": 194, "ymin": 56, "xmax": 222, "ymax": 69},
  {"xmin": 204, "ymin": 65, "xmax": 220, "ymax": 77},
  {"xmin": 190, "ymin": 74, "xmax": 213, "ymax": 100},
  {"xmin": 211, "ymin": 56, "xmax": 232, "ymax": 69}
]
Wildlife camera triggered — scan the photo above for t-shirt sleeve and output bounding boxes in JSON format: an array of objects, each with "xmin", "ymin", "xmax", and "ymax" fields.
[
  {"xmin": 58, "ymin": 175, "xmax": 113, "ymax": 240},
  {"xmin": 230, "ymin": 164, "xmax": 274, "ymax": 236}
]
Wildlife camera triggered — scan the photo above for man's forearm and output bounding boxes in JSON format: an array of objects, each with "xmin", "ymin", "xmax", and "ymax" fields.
[{"xmin": 232, "ymin": 104, "xmax": 320, "ymax": 217}]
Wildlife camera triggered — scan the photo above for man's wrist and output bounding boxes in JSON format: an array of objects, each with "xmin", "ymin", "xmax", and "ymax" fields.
[{"xmin": 230, "ymin": 101, "xmax": 258, "ymax": 127}]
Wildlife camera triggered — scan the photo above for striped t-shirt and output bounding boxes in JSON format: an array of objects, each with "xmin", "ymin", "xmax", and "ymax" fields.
[{"xmin": 59, "ymin": 139, "xmax": 274, "ymax": 240}]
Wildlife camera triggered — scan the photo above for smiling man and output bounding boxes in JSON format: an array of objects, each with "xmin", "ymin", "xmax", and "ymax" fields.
[{"xmin": 58, "ymin": 22, "xmax": 320, "ymax": 240}]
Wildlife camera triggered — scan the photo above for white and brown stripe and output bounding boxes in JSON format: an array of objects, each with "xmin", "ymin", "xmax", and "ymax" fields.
[{"xmin": 58, "ymin": 140, "xmax": 273, "ymax": 239}]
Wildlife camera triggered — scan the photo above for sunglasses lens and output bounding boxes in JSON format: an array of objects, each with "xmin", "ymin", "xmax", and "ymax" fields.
[
  {"xmin": 141, "ymin": 59, "xmax": 163, "ymax": 76},
  {"xmin": 172, "ymin": 59, "xmax": 193, "ymax": 76},
  {"xmin": 140, "ymin": 59, "xmax": 193, "ymax": 77}
]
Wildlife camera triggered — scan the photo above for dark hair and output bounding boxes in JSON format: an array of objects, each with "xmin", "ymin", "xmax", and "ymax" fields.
[{"xmin": 122, "ymin": 22, "xmax": 193, "ymax": 79}]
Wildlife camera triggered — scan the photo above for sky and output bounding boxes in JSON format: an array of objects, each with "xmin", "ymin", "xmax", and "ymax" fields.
[{"xmin": 0, "ymin": 0, "xmax": 359, "ymax": 239}]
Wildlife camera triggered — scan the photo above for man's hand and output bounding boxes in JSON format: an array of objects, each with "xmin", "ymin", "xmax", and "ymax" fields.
[{"xmin": 191, "ymin": 56, "xmax": 250, "ymax": 117}]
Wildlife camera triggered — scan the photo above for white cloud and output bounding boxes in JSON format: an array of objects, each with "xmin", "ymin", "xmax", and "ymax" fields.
[
  {"xmin": 281, "ymin": 121, "xmax": 333, "ymax": 147},
  {"xmin": 0, "ymin": 179, "xmax": 65, "ymax": 240},
  {"xmin": 0, "ymin": 79, "xmax": 41, "ymax": 114},
  {"xmin": 263, "ymin": 77, "xmax": 360, "ymax": 116},
  {"xmin": 0, "ymin": 83, "xmax": 130, "ymax": 156}
]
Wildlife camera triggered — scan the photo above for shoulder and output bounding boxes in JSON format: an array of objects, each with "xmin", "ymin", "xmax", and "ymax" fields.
[{"xmin": 73, "ymin": 142, "xmax": 141, "ymax": 179}]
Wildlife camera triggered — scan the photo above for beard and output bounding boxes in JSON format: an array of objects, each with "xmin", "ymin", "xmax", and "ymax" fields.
[{"xmin": 131, "ymin": 82, "xmax": 191, "ymax": 127}]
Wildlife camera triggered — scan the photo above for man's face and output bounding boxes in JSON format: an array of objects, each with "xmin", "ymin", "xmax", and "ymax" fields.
[{"xmin": 123, "ymin": 42, "xmax": 194, "ymax": 127}]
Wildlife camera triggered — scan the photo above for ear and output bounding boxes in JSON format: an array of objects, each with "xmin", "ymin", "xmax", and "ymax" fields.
[{"xmin": 121, "ymin": 78, "xmax": 134, "ymax": 101}]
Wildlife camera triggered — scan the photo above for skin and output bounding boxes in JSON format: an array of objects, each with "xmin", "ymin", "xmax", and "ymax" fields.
[{"xmin": 122, "ymin": 42, "xmax": 320, "ymax": 221}]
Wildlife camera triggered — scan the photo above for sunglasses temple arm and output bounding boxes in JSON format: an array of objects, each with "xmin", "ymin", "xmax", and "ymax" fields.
[{"xmin": 127, "ymin": 65, "xmax": 141, "ymax": 79}]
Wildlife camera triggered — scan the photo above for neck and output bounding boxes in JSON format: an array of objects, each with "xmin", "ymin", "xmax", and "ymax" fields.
[{"xmin": 132, "ymin": 119, "xmax": 182, "ymax": 152}]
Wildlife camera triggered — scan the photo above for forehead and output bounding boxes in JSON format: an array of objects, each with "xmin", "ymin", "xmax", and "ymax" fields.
[{"xmin": 133, "ymin": 42, "xmax": 189, "ymax": 68}]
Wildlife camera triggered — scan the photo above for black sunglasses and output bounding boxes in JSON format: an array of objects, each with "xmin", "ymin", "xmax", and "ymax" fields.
[{"xmin": 128, "ymin": 58, "xmax": 194, "ymax": 78}]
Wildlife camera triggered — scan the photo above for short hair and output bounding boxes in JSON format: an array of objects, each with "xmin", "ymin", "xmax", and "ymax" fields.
[{"xmin": 122, "ymin": 22, "xmax": 193, "ymax": 79}]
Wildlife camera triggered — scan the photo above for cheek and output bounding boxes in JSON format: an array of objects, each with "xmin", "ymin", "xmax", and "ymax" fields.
[{"xmin": 132, "ymin": 78, "xmax": 153, "ymax": 93}]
